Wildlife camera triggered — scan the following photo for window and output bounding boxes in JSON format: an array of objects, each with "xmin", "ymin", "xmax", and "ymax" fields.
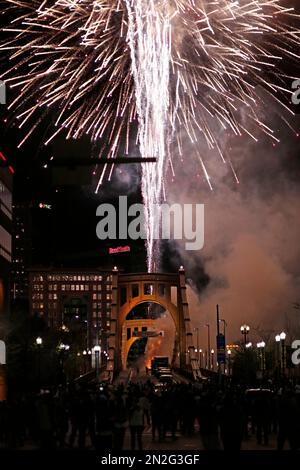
[
  {"xmin": 85, "ymin": 285, "xmax": 89, "ymax": 291},
  {"xmin": 71, "ymin": 285, "xmax": 75, "ymax": 291},
  {"xmin": 144, "ymin": 284, "xmax": 154, "ymax": 295},
  {"xmin": 120, "ymin": 287, "xmax": 127, "ymax": 306},
  {"xmin": 93, "ymin": 293, "xmax": 97, "ymax": 300},
  {"xmin": 80, "ymin": 285, "xmax": 84, "ymax": 291},
  {"xmin": 158, "ymin": 284, "xmax": 165, "ymax": 297},
  {"xmin": 97, "ymin": 285, "xmax": 101, "ymax": 291},
  {"xmin": 132, "ymin": 284, "xmax": 139, "ymax": 298},
  {"xmin": 0, "ymin": 181, "xmax": 12, "ymax": 219}
]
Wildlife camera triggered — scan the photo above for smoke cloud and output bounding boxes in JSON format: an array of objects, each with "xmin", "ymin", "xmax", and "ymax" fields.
[{"xmin": 167, "ymin": 106, "xmax": 300, "ymax": 347}]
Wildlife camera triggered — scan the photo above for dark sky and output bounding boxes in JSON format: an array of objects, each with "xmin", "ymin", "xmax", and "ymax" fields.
[{"xmin": 0, "ymin": 1, "xmax": 299, "ymax": 299}]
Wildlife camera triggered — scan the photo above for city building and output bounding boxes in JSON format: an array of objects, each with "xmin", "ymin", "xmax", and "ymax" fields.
[
  {"xmin": 0, "ymin": 152, "xmax": 13, "ymax": 315},
  {"xmin": 10, "ymin": 201, "xmax": 32, "ymax": 302},
  {"xmin": 29, "ymin": 268, "xmax": 113, "ymax": 351}
]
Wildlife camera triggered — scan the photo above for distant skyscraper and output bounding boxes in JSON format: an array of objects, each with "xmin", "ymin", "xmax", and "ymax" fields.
[
  {"xmin": 29, "ymin": 268, "xmax": 112, "ymax": 351},
  {"xmin": 0, "ymin": 152, "xmax": 13, "ymax": 314},
  {"xmin": 10, "ymin": 202, "xmax": 32, "ymax": 301}
]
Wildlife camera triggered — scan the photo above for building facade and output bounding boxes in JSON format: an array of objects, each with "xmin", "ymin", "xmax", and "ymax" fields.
[
  {"xmin": 29, "ymin": 268, "xmax": 112, "ymax": 350},
  {"xmin": 0, "ymin": 154, "xmax": 13, "ymax": 315},
  {"xmin": 11, "ymin": 201, "xmax": 32, "ymax": 302}
]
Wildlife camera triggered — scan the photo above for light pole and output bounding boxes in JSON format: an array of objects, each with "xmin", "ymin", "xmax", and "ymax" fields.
[
  {"xmin": 280, "ymin": 331, "xmax": 286, "ymax": 374},
  {"xmin": 257, "ymin": 341, "xmax": 266, "ymax": 373},
  {"xmin": 58, "ymin": 343, "xmax": 69, "ymax": 383},
  {"xmin": 227, "ymin": 349, "xmax": 232, "ymax": 375},
  {"xmin": 199, "ymin": 349, "xmax": 203, "ymax": 368},
  {"xmin": 275, "ymin": 334, "xmax": 281, "ymax": 372},
  {"xmin": 94, "ymin": 345, "xmax": 101, "ymax": 384},
  {"xmin": 240, "ymin": 324, "xmax": 250, "ymax": 345},
  {"xmin": 211, "ymin": 349, "xmax": 215, "ymax": 371},
  {"xmin": 36, "ymin": 337, "xmax": 43, "ymax": 390},
  {"xmin": 194, "ymin": 327, "xmax": 200, "ymax": 362}
]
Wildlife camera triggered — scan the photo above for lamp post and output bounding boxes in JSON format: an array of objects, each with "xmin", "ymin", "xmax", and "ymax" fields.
[
  {"xmin": 58, "ymin": 343, "xmax": 69, "ymax": 384},
  {"xmin": 211, "ymin": 349, "xmax": 215, "ymax": 371},
  {"xmin": 199, "ymin": 349, "xmax": 203, "ymax": 368},
  {"xmin": 206, "ymin": 324, "xmax": 211, "ymax": 369},
  {"xmin": 280, "ymin": 331, "xmax": 286, "ymax": 375},
  {"xmin": 227, "ymin": 349, "xmax": 232, "ymax": 375},
  {"xmin": 275, "ymin": 334, "xmax": 281, "ymax": 372},
  {"xmin": 257, "ymin": 341, "xmax": 266, "ymax": 373},
  {"xmin": 194, "ymin": 327, "xmax": 200, "ymax": 362},
  {"xmin": 94, "ymin": 345, "xmax": 101, "ymax": 384},
  {"xmin": 36, "ymin": 337, "xmax": 43, "ymax": 390},
  {"xmin": 240, "ymin": 324, "xmax": 250, "ymax": 345}
]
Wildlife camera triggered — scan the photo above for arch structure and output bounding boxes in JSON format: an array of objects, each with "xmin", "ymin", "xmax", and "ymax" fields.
[{"xmin": 105, "ymin": 268, "xmax": 201, "ymax": 381}]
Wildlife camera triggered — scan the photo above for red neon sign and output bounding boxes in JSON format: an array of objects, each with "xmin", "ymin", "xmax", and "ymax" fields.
[{"xmin": 109, "ymin": 246, "xmax": 131, "ymax": 255}]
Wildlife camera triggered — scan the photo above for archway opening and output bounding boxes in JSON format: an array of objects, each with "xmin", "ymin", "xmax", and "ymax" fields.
[
  {"xmin": 127, "ymin": 337, "xmax": 147, "ymax": 369},
  {"xmin": 124, "ymin": 302, "xmax": 176, "ymax": 370}
]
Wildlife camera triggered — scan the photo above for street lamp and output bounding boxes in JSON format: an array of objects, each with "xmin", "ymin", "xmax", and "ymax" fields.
[
  {"xmin": 240, "ymin": 324, "xmax": 250, "ymax": 345},
  {"xmin": 257, "ymin": 341, "xmax": 266, "ymax": 373},
  {"xmin": 194, "ymin": 327, "xmax": 200, "ymax": 361},
  {"xmin": 35, "ymin": 337, "xmax": 43, "ymax": 390},
  {"xmin": 94, "ymin": 345, "xmax": 101, "ymax": 383},
  {"xmin": 199, "ymin": 348, "xmax": 203, "ymax": 368},
  {"xmin": 227, "ymin": 349, "xmax": 232, "ymax": 375},
  {"xmin": 211, "ymin": 349, "xmax": 215, "ymax": 370},
  {"xmin": 280, "ymin": 331, "xmax": 286, "ymax": 373}
]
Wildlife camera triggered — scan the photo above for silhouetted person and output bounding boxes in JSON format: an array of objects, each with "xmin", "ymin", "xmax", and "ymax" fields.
[{"xmin": 129, "ymin": 398, "xmax": 144, "ymax": 450}]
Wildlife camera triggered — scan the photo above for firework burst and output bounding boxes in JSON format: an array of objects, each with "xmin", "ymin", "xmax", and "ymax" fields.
[{"xmin": 1, "ymin": 0, "xmax": 299, "ymax": 270}]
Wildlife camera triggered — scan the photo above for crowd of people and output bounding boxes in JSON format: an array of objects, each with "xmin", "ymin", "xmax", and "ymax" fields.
[{"xmin": 0, "ymin": 378, "xmax": 300, "ymax": 451}]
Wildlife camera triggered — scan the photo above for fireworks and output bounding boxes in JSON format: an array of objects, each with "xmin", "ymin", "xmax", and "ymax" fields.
[{"xmin": 1, "ymin": 1, "xmax": 299, "ymax": 270}]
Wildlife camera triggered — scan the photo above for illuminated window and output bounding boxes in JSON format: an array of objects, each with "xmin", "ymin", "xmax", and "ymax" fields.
[
  {"xmin": 53, "ymin": 293, "xmax": 58, "ymax": 300},
  {"xmin": 93, "ymin": 294, "xmax": 97, "ymax": 300},
  {"xmin": 93, "ymin": 303, "xmax": 97, "ymax": 309},
  {"xmin": 80, "ymin": 285, "xmax": 84, "ymax": 291},
  {"xmin": 76, "ymin": 285, "xmax": 79, "ymax": 291},
  {"xmin": 93, "ymin": 285, "xmax": 97, "ymax": 291},
  {"xmin": 97, "ymin": 285, "xmax": 101, "ymax": 291},
  {"xmin": 106, "ymin": 293, "xmax": 111, "ymax": 300},
  {"xmin": 85, "ymin": 285, "xmax": 89, "ymax": 291},
  {"xmin": 49, "ymin": 285, "xmax": 53, "ymax": 291},
  {"xmin": 53, "ymin": 284, "xmax": 57, "ymax": 291},
  {"xmin": 62, "ymin": 285, "xmax": 65, "ymax": 290},
  {"xmin": 71, "ymin": 285, "xmax": 75, "ymax": 291}
]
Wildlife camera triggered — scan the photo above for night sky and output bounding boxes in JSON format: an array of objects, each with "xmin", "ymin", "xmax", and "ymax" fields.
[{"xmin": 0, "ymin": 1, "xmax": 300, "ymax": 341}]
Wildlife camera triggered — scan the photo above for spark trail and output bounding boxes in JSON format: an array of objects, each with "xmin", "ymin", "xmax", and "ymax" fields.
[
  {"xmin": 125, "ymin": 0, "xmax": 171, "ymax": 271},
  {"xmin": 1, "ymin": 1, "xmax": 300, "ymax": 271}
]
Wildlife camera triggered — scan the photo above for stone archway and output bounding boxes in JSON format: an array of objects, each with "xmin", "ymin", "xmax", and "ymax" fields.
[{"xmin": 105, "ymin": 268, "xmax": 201, "ymax": 380}]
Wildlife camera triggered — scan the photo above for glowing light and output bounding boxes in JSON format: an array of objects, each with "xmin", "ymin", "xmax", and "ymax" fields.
[{"xmin": 1, "ymin": 1, "xmax": 299, "ymax": 270}]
